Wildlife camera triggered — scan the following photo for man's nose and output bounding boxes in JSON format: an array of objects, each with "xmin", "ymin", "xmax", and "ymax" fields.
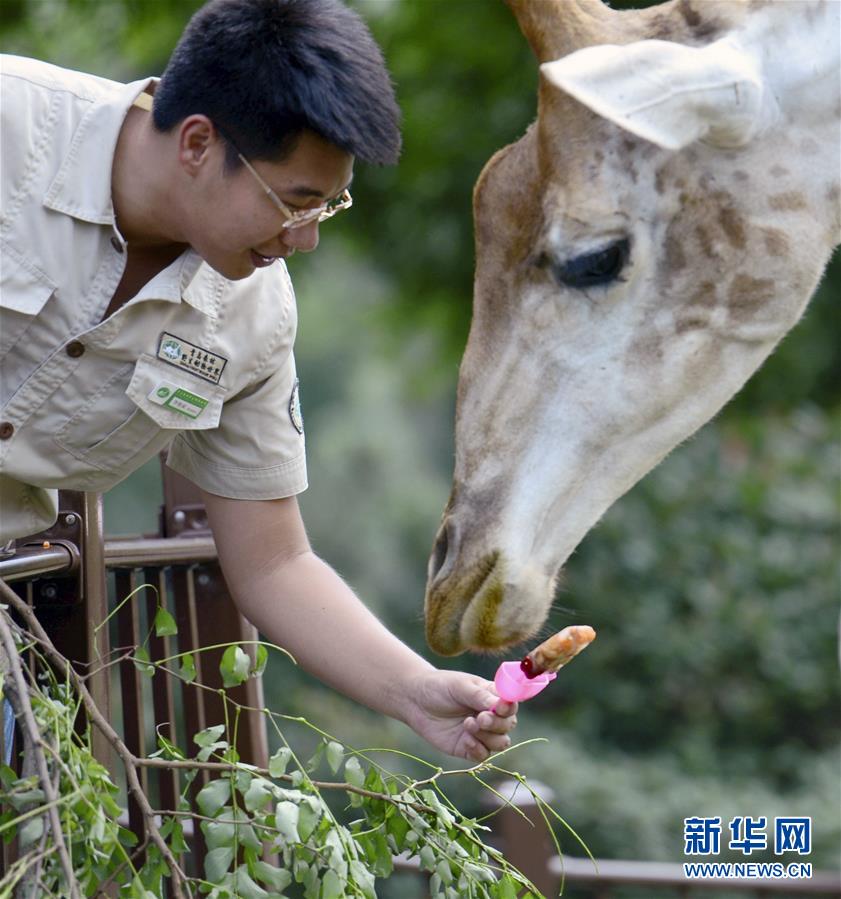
[{"xmin": 283, "ymin": 220, "xmax": 320, "ymax": 253}]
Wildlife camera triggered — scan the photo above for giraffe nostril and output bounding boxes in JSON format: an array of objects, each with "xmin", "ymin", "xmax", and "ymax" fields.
[{"xmin": 428, "ymin": 518, "xmax": 456, "ymax": 585}]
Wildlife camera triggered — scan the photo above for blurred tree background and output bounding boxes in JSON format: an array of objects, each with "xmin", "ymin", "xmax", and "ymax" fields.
[{"xmin": 3, "ymin": 0, "xmax": 838, "ymax": 886}]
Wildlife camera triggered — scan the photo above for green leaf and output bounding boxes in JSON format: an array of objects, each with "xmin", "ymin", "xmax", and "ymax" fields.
[
  {"xmin": 274, "ymin": 800, "xmax": 300, "ymax": 844},
  {"xmin": 269, "ymin": 746, "xmax": 292, "ymax": 778},
  {"xmin": 169, "ymin": 818, "xmax": 188, "ymax": 854},
  {"xmin": 253, "ymin": 644, "xmax": 269, "ymax": 677},
  {"xmin": 386, "ymin": 812, "xmax": 411, "ymax": 851},
  {"xmin": 297, "ymin": 800, "xmax": 321, "ymax": 842},
  {"xmin": 178, "ymin": 652, "xmax": 197, "ymax": 683},
  {"xmin": 202, "ymin": 819, "xmax": 237, "ymax": 850},
  {"xmin": 6, "ymin": 787, "xmax": 45, "ymax": 810},
  {"xmin": 196, "ymin": 778, "xmax": 232, "ymax": 817},
  {"xmin": 153, "ymin": 606, "xmax": 177, "ymax": 637},
  {"xmin": 244, "ymin": 777, "xmax": 274, "ymax": 812},
  {"xmin": 252, "ymin": 860, "xmax": 292, "ymax": 891},
  {"xmin": 133, "ymin": 646, "xmax": 154, "ymax": 678},
  {"xmin": 205, "ymin": 845, "xmax": 235, "ymax": 882},
  {"xmin": 220, "ymin": 645, "xmax": 251, "ymax": 688},
  {"xmin": 437, "ymin": 859, "xmax": 454, "ymax": 885},
  {"xmin": 19, "ymin": 816, "xmax": 43, "ymax": 849},
  {"xmin": 231, "ymin": 865, "xmax": 270, "ymax": 899},
  {"xmin": 349, "ymin": 860, "xmax": 377, "ymax": 899},
  {"xmin": 360, "ymin": 831, "xmax": 392, "ymax": 878},
  {"xmin": 321, "ymin": 869, "xmax": 344, "ymax": 899},
  {"xmin": 344, "ymin": 755, "xmax": 365, "ymax": 788},
  {"xmin": 325, "ymin": 741, "xmax": 344, "ymax": 775},
  {"xmin": 195, "ymin": 725, "xmax": 227, "ymax": 749},
  {"xmin": 306, "ymin": 742, "xmax": 325, "ymax": 773}
]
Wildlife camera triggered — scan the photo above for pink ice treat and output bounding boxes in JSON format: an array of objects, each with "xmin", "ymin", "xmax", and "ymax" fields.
[{"xmin": 492, "ymin": 661, "xmax": 557, "ymax": 707}]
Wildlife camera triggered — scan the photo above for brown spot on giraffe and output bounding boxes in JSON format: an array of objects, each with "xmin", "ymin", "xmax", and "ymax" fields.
[
  {"xmin": 770, "ymin": 164, "xmax": 790, "ymax": 179},
  {"xmin": 762, "ymin": 229, "xmax": 790, "ymax": 257},
  {"xmin": 728, "ymin": 274, "xmax": 776, "ymax": 320},
  {"xmin": 733, "ymin": 170, "xmax": 750, "ymax": 182},
  {"xmin": 679, "ymin": 0, "xmax": 702, "ymax": 28},
  {"xmin": 718, "ymin": 206, "xmax": 747, "ymax": 249},
  {"xmin": 687, "ymin": 281, "xmax": 718, "ymax": 309},
  {"xmin": 769, "ymin": 192, "xmax": 808, "ymax": 212},
  {"xmin": 675, "ymin": 315, "xmax": 709, "ymax": 333},
  {"xmin": 695, "ymin": 224, "xmax": 717, "ymax": 260},
  {"xmin": 664, "ymin": 227, "xmax": 687, "ymax": 272},
  {"xmin": 627, "ymin": 330, "xmax": 664, "ymax": 366},
  {"xmin": 655, "ymin": 167, "xmax": 667, "ymax": 195}
]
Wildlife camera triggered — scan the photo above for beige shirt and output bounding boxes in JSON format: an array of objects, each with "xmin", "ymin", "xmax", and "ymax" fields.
[{"xmin": 0, "ymin": 56, "xmax": 307, "ymax": 542}]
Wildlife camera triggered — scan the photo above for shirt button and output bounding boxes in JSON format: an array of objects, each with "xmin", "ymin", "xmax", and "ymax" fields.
[
  {"xmin": 110, "ymin": 235, "xmax": 124, "ymax": 253},
  {"xmin": 66, "ymin": 340, "xmax": 86, "ymax": 358},
  {"xmin": 0, "ymin": 422, "xmax": 14, "ymax": 440}
]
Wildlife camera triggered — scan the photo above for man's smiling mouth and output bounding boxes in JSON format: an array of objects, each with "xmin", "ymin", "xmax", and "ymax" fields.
[{"xmin": 250, "ymin": 250, "xmax": 279, "ymax": 267}]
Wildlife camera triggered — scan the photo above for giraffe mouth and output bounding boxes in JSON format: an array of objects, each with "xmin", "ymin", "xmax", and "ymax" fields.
[{"xmin": 425, "ymin": 552, "xmax": 530, "ymax": 655}]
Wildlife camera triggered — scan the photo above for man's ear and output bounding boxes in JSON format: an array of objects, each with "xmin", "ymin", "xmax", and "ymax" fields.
[
  {"xmin": 540, "ymin": 37, "xmax": 764, "ymax": 151},
  {"xmin": 177, "ymin": 115, "xmax": 218, "ymax": 174}
]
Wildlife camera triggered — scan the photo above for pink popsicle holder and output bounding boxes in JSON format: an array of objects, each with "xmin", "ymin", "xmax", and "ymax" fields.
[{"xmin": 492, "ymin": 661, "xmax": 556, "ymax": 710}]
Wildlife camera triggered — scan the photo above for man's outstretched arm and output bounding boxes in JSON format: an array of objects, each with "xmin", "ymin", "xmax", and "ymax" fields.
[{"xmin": 200, "ymin": 490, "xmax": 517, "ymax": 762}]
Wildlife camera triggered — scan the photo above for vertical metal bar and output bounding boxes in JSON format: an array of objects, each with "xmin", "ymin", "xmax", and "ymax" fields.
[
  {"xmin": 83, "ymin": 492, "xmax": 111, "ymax": 767},
  {"xmin": 115, "ymin": 569, "xmax": 146, "ymax": 849},
  {"xmin": 172, "ymin": 566, "xmax": 208, "ymax": 872},
  {"xmin": 191, "ymin": 562, "xmax": 269, "ymax": 769},
  {"xmin": 145, "ymin": 567, "xmax": 178, "ymax": 814}
]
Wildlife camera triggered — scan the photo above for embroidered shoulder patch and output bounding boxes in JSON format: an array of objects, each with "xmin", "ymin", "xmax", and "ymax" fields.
[
  {"xmin": 157, "ymin": 332, "xmax": 228, "ymax": 385},
  {"xmin": 289, "ymin": 379, "xmax": 303, "ymax": 434}
]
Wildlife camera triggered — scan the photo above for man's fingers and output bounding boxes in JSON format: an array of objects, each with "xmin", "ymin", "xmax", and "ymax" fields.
[
  {"xmin": 475, "ymin": 709, "xmax": 518, "ymax": 733},
  {"xmin": 493, "ymin": 699, "xmax": 518, "ymax": 717}
]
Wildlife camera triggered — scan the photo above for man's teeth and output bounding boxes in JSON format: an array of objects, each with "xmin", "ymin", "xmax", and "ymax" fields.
[{"xmin": 255, "ymin": 252, "xmax": 275, "ymax": 262}]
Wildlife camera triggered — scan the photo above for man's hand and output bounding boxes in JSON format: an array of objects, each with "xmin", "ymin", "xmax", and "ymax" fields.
[{"xmin": 402, "ymin": 670, "xmax": 518, "ymax": 763}]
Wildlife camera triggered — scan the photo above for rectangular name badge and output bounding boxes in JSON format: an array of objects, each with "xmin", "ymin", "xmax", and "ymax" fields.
[
  {"xmin": 157, "ymin": 332, "xmax": 228, "ymax": 385},
  {"xmin": 148, "ymin": 381, "xmax": 209, "ymax": 419}
]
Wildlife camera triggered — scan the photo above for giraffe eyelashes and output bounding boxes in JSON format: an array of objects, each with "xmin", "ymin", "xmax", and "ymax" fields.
[{"xmin": 539, "ymin": 238, "xmax": 631, "ymax": 289}]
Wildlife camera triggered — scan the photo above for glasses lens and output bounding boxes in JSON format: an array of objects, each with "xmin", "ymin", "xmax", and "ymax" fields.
[{"xmin": 282, "ymin": 191, "xmax": 352, "ymax": 230}]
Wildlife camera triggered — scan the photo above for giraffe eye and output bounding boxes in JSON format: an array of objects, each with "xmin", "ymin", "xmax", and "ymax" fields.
[{"xmin": 550, "ymin": 238, "xmax": 631, "ymax": 289}]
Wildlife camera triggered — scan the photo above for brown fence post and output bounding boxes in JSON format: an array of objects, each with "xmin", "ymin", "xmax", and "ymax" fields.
[
  {"xmin": 484, "ymin": 778, "xmax": 558, "ymax": 898},
  {"xmin": 81, "ymin": 492, "xmax": 112, "ymax": 767}
]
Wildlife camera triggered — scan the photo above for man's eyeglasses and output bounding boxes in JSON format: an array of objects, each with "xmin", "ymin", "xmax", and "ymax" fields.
[{"xmin": 235, "ymin": 151, "xmax": 352, "ymax": 231}]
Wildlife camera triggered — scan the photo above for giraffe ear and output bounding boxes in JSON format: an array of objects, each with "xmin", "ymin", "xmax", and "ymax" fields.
[{"xmin": 540, "ymin": 38, "xmax": 764, "ymax": 151}]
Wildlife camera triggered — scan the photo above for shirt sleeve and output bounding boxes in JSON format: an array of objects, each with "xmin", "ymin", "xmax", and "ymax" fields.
[{"xmin": 165, "ymin": 349, "xmax": 307, "ymax": 500}]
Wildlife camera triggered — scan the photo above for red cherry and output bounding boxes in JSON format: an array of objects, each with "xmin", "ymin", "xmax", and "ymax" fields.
[{"xmin": 520, "ymin": 656, "xmax": 536, "ymax": 679}]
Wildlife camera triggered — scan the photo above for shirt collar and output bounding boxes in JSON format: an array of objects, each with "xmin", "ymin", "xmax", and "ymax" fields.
[
  {"xmin": 42, "ymin": 77, "xmax": 217, "ymax": 318},
  {"xmin": 42, "ymin": 76, "xmax": 157, "ymax": 225}
]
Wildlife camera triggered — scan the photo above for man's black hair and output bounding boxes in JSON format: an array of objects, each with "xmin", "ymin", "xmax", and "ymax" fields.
[{"xmin": 153, "ymin": 0, "xmax": 401, "ymax": 167}]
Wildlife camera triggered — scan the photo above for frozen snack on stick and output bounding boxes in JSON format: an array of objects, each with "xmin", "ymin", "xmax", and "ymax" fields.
[{"xmin": 520, "ymin": 625, "xmax": 596, "ymax": 679}]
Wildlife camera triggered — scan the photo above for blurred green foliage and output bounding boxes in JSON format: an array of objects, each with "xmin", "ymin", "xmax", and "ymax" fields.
[{"xmin": 6, "ymin": 0, "xmax": 838, "ymax": 877}]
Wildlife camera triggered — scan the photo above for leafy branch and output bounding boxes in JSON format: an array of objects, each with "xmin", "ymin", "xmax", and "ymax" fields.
[{"xmin": 0, "ymin": 579, "xmax": 577, "ymax": 898}]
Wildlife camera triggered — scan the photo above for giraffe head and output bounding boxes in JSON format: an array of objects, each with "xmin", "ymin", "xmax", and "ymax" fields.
[{"xmin": 425, "ymin": 0, "xmax": 840, "ymax": 656}]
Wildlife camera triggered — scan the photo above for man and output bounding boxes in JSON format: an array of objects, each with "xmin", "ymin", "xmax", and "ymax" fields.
[{"xmin": 0, "ymin": 0, "xmax": 517, "ymax": 761}]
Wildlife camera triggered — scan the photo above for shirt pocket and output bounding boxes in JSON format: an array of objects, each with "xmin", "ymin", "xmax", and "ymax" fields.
[
  {"xmin": 54, "ymin": 354, "xmax": 225, "ymax": 472},
  {"xmin": 0, "ymin": 239, "xmax": 57, "ymax": 356}
]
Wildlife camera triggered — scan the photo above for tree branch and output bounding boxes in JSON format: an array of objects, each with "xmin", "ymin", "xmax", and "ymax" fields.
[
  {"xmin": 0, "ymin": 607, "xmax": 80, "ymax": 899},
  {"xmin": 0, "ymin": 580, "xmax": 191, "ymax": 899}
]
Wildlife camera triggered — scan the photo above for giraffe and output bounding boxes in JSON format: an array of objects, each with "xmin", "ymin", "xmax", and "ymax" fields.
[{"xmin": 424, "ymin": 0, "xmax": 841, "ymax": 656}]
